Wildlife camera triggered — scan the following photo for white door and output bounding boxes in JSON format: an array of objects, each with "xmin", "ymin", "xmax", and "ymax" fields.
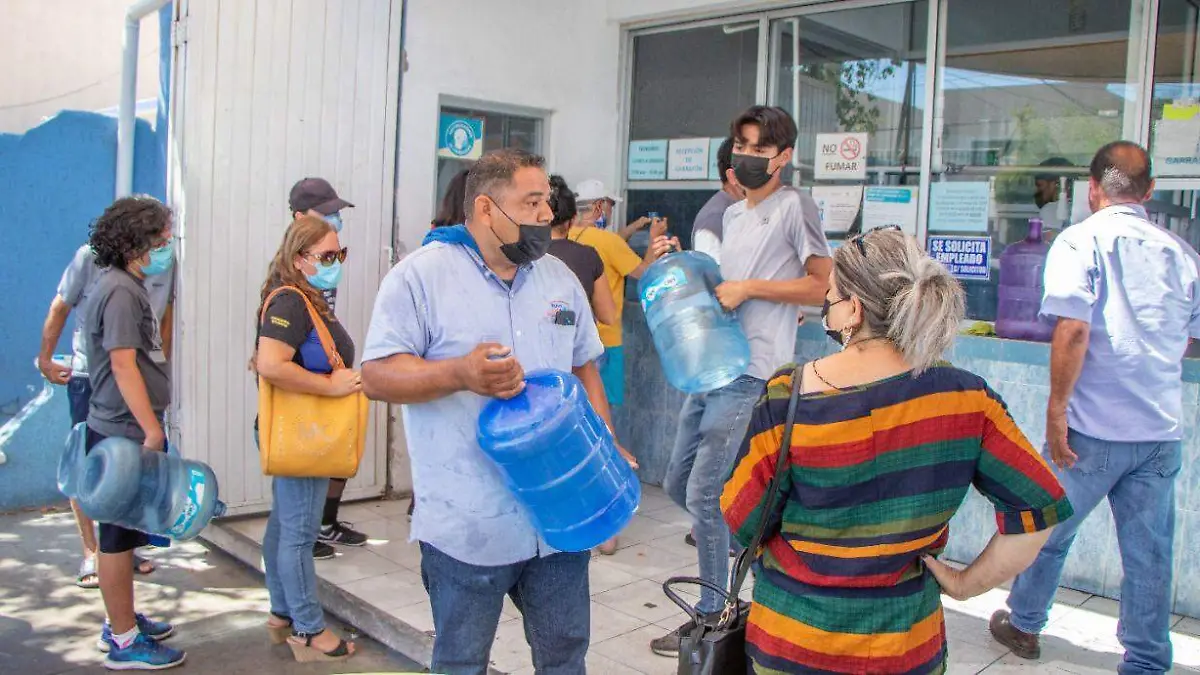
[{"xmin": 168, "ymin": 0, "xmax": 404, "ymax": 515}]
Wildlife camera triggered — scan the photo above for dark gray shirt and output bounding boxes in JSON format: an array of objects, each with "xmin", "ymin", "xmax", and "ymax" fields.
[
  {"xmin": 57, "ymin": 245, "xmax": 174, "ymax": 377},
  {"xmin": 81, "ymin": 268, "xmax": 171, "ymax": 441}
]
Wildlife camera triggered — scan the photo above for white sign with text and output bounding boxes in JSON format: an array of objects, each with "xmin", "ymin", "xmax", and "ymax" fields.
[{"xmin": 814, "ymin": 133, "xmax": 869, "ymax": 180}]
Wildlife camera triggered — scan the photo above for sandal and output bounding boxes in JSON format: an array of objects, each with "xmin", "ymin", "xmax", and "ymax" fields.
[
  {"xmin": 286, "ymin": 629, "xmax": 354, "ymax": 662},
  {"xmin": 133, "ymin": 554, "xmax": 156, "ymax": 576},
  {"xmin": 266, "ymin": 612, "xmax": 293, "ymax": 645},
  {"xmin": 76, "ymin": 556, "xmax": 99, "ymax": 589}
]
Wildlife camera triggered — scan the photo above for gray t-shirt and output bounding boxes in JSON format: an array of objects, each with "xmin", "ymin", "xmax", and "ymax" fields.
[
  {"xmin": 721, "ymin": 187, "xmax": 831, "ymax": 380},
  {"xmin": 57, "ymin": 245, "xmax": 174, "ymax": 377},
  {"xmin": 81, "ymin": 268, "xmax": 171, "ymax": 441}
]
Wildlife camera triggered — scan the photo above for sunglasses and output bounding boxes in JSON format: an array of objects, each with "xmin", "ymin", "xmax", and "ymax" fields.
[
  {"xmin": 847, "ymin": 225, "xmax": 902, "ymax": 256},
  {"xmin": 305, "ymin": 247, "xmax": 348, "ymax": 267}
]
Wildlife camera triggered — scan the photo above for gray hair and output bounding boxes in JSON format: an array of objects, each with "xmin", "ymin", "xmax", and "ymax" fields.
[{"xmin": 833, "ymin": 230, "xmax": 964, "ymax": 373}]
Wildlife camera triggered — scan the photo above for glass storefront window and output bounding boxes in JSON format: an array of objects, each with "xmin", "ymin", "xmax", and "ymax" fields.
[
  {"xmin": 929, "ymin": 0, "xmax": 1146, "ymax": 321},
  {"xmin": 770, "ymin": 1, "xmax": 929, "ymax": 191},
  {"xmin": 1151, "ymin": 0, "xmax": 1200, "ymax": 179},
  {"xmin": 627, "ymin": 22, "xmax": 760, "ymax": 248}
]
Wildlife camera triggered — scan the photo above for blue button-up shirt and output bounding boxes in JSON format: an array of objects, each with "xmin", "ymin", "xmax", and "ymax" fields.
[
  {"xmin": 362, "ymin": 234, "xmax": 604, "ymax": 566},
  {"xmin": 1041, "ymin": 204, "xmax": 1200, "ymax": 442}
]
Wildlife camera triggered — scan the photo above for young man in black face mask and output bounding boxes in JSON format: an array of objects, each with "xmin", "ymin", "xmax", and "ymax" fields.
[
  {"xmin": 653, "ymin": 105, "xmax": 832, "ymax": 657},
  {"xmin": 361, "ymin": 148, "xmax": 672, "ymax": 673}
]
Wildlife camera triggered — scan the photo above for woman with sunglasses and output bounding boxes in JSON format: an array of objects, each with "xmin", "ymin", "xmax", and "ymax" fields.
[
  {"xmin": 721, "ymin": 228, "xmax": 1073, "ymax": 674},
  {"xmin": 255, "ymin": 215, "xmax": 359, "ymax": 662}
]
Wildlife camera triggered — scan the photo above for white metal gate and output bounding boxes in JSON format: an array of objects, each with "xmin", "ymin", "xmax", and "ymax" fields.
[{"xmin": 168, "ymin": 0, "xmax": 404, "ymax": 515}]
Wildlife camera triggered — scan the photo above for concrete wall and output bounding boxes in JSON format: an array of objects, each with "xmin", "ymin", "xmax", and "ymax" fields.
[
  {"xmin": 394, "ymin": 0, "xmax": 622, "ymax": 255},
  {"xmin": 0, "ymin": 0, "xmax": 162, "ymax": 134}
]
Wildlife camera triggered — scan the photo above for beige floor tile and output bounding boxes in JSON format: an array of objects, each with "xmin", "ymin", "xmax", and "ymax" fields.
[
  {"xmin": 488, "ymin": 618, "xmax": 535, "ymax": 674},
  {"xmin": 344, "ymin": 497, "xmax": 412, "ymax": 519},
  {"xmin": 640, "ymin": 502, "xmax": 693, "ymax": 529},
  {"xmin": 228, "ymin": 516, "xmax": 268, "ymax": 543},
  {"xmin": 337, "ymin": 568, "xmax": 426, "ymax": 611},
  {"xmin": 590, "ymin": 543, "xmax": 695, "ymax": 580},
  {"xmin": 1178, "ymin": 617, "xmax": 1200, "ymax": 637},
  {"xmin": 509, "ymin": 651, "xmax": 645, "ymax": 675},
  {"xmin": 368, "ymin": 537, "xmax": 424, "ymax": 570},
  {"xmin": 592, "ymin": 623, "xmax": 685, "ymax": 675},
  {"xmin": 1172, "ymin": 630, "xmax": 1200, "ymax": 671},
  {"xmin": 946, "ymin": 638, "xmax": 1009, "ymax": 675},
  {"xmin": 313, "ymin": 546, "xmax": 403, "ymax": 585},
  {"xmin": 592, "ymin": 579, "xmax": 691, "ymax": 625},
  {"xmin": 588, "ymin": 557, "xmax": 643, "ymax": 595},
  {"xmin": 644, "ymin": 530, "xmax": 700, "ymax": 560},
  {"xmin": 614, "ymin": 513, "xmax": 688, "ymax": 548},
  {"xmin": 648, "ymin": 562, "xmax": 700, "ymax": 586},
  {"xmin": 350, "ymin": 516, "xmax": 412, "ymax": 542},
  {"xmin": 388, "ymin": 597, "xmax": 435, "ymax": 634},
  {"xmin": 590, "ymin": 600, "xmax": 653, "ymax": 643},
  {"xmin": 332, "ymin": 502, "xmax": 387, "ymax": 524},
  {"xmin": 637, "ymin": 485, "xmax": 677, "ymax": 512}
]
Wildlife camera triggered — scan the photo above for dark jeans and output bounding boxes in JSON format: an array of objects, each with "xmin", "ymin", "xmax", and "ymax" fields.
[
  {"xmin": 67, "ymin": 376, "xmax": 92, "ymax": 426},
  {"xmin": 419, "ymin": 542, "xmax": 590, "ymax": 675}
]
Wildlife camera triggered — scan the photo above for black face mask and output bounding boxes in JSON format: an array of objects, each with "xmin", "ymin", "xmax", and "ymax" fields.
[
  {"xmin": 821, "ymin": 298, "xmax": 846, "ymax": 346},
  {"xmin": 489, "ymin": 198, "xmax": 551, "ymax": 266},
  {"xmin": 731, "ymin": 152, "xmax": 778, "ymax": 190}
]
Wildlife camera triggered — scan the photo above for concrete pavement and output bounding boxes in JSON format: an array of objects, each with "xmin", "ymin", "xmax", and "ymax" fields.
[{"xmin": 0, "ymin": 507, "xmax": 424, "ymax": 674}]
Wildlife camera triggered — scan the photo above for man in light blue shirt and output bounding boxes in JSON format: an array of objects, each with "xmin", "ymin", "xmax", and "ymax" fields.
[
  {"xmin": 362, "ymin": 149, "xmax": 669, "ymax": 674},
  {"xmin": 993, "ymin": 141, "xmax": 1200, "ymax": 674}
]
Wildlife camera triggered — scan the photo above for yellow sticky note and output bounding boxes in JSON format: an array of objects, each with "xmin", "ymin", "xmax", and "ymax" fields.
[{"xmin": 1164, "ymin": 103, "xmax": 1200, "ymax": 121}]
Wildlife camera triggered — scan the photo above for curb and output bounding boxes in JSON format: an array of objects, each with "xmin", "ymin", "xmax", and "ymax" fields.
[{"xmin": 200, "ymin": 521, "xmax": 443, "ymax": 670}]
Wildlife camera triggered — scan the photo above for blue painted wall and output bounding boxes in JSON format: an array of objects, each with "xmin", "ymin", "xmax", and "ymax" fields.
[
  {"xmin": 0, "ymin": 112, "xmax": 164, "ymax": 417},
  {"xmin": 0, "ymin": 3, "xmax": 173, "ymax": 510},
  {"xmin": 617, "ymin": 309, "xmax": 1200, "ymax": 618}
]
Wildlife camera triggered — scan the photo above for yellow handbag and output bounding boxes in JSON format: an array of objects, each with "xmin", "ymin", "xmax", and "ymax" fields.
[{"xmin": 257, "ymin": 286, "xmax": 368, "ymax": 479}]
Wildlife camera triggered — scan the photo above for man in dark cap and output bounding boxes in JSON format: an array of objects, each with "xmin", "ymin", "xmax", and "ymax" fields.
[
  {"xmin": 289, "ymin": 177, "xmax": 354, "ymax": 233},
  {"xmin": 285, "ymin": 177, "xmax": 367, "ymax": 561}
]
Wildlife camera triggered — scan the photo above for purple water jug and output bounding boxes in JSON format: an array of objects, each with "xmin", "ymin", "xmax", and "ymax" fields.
[{"xmin": 995, "ymin": 218, "xmax": 1054, "ymax": 342}]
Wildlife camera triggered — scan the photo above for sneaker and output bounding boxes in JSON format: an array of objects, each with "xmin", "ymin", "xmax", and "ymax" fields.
[
  {"xmin": 319, "ymin": 521, "xmax": 368, "ymax": 546},
  {"xmin": 313, "ymin": 541, "xmax": 336, "ymax": 560},
  {"xmin": 97, "ymin": 614, "xmax": 175, "ymax": 652},
  {"xmin": 989, "ymin": 610, "xmax": 1041, "ymax": 660},
  {"xmin": 103, "ymin": 632, "xmax": 186, "ymax": 670},
  {"xmin": 650, "ymin": 618, "xmax": 696, "ymax": 657}
]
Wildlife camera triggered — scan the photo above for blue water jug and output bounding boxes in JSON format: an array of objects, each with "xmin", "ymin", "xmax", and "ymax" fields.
[
  {"xmin": 639, "ymin": 251, "xmax": 750, "ymax": 393},
  {"xmin": 75, "ymin": 436, "xmax": 227, "ymax": 541},
  {"xmin": 477, "ymin": 370, "xmax": 640, "ymax": 552},
  {"xmin": 57, "ymin": 423, "xmax": 87, "ymax": 498},
  {"xmin": 996, "ymin": 218, "xmax": 1054, "ymax": 342}
]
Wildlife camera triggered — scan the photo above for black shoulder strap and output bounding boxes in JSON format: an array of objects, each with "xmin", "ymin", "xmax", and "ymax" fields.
[{"xmin": 725, "ymin": 364, "xmax": 805, "ymax": 614}]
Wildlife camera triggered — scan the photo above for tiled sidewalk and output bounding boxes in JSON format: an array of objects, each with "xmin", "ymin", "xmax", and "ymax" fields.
[{"xmin": 218, "ymin": 485, "xmax": 1200, "ymax": 674}]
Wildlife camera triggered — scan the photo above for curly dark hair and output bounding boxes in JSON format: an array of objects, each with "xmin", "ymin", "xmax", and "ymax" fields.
[{"xmin": 89, "ymin": 196, "xmax": 173, "ymax": 269}]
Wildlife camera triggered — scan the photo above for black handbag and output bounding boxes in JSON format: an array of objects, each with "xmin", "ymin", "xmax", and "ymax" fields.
[{"xmin": 662, "ymin": 365, "xmax": 805, "ymax": 675}]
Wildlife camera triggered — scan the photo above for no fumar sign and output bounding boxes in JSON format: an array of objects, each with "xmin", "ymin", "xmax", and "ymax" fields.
[{"xmin": 815, "ymin": 132, "xmax": 869, "ymax": 181}]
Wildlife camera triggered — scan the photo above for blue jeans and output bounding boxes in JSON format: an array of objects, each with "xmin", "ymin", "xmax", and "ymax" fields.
[
  {"xmin": 663, "ymin": 374, "xmax": 765, "ymax": 614},
  {"xmin": 262, "ymin": 475, "xmax": 329, "ymax": 634},
  {"xmin": 1007, "ymin": 429, "xmax": 1182, "ymax": 675},
  {"xmin": 420, "ymin": 542, "xmax": 590, "ymax": 675},
  {"xmin": 67, "ymin": 376, "xmax": 92, "ymax": 426}
]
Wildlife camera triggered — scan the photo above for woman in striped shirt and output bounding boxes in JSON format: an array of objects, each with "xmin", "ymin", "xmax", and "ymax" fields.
[{"xmin": 721, "ymin": 228, "xmax": 1073, "ymax": 674}]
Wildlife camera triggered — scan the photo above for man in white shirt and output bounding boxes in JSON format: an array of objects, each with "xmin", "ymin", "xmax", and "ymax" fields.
[
  {"xmin": 690, "ymin": 137, "xmax": 742, "ymax": 264},
  {"xmin": 652, "ymin": 105, "xmax": 832, "ymax": 658},
  {"xmin": 1034, "ymin": 157, "xmax": 1073, "ymax": 233}
]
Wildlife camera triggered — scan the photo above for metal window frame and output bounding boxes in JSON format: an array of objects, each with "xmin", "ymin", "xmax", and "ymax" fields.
[{"xmin": 616, "ymin": 0, "xmax": 1171, "ymax": 244}]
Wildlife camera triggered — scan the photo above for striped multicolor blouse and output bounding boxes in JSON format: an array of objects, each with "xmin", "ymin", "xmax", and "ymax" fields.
[{"xmin": 721, "ymin": 364, "xmax": 1072, "ymax": 675}]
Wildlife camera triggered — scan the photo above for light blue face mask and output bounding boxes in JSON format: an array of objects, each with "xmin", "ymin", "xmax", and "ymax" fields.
[
  {"xmin": 323, "ymin": 211, "xmax": 344, "ymax": 233},
  {"xmin": 306, "ymin": 259, "xmax": 343, "ymax": 290},
  {"xmin": 142, "ymin": 244, "xmax": 174, "ymax": 276}
]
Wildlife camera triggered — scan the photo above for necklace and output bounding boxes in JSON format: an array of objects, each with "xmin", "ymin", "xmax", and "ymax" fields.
[{"xmin": 812, "ymin": 337, "xmax": 893, "ymax": 391}]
